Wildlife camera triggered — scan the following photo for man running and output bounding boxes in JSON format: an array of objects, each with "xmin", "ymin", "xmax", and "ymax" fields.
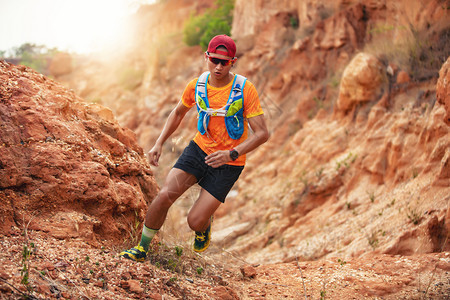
[{"xmin": 120, "ymin": 34, "xmax": 269, "ymax": 261}]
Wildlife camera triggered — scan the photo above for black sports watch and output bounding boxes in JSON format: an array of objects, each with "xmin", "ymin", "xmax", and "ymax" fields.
[{"xmin": 229, "ymin": 149, "xmax": 239, "ymax": 161}]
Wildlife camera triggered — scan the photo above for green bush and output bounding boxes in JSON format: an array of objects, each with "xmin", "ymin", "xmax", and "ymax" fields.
[
  {"xmin": 7, "ymin": 43, "xmax": 59, "ymax": 74},
  {"xmin": 183, "ymin": 0, "xmax": 234, "ymax": 50},
  {"xmin": 183, "ymin": 14, "xmax": 209, "ymax": 47}
]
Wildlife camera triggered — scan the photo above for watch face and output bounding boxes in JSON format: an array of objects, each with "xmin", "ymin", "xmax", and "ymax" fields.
[{"xmin": 230, "ymin": 150, "xmax": 239, "ymax": 160}]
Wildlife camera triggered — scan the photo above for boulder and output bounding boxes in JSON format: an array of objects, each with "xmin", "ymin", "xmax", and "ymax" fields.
[
  {"xmin": 0, "ymin": 60, "xmax": 158, "ymax": 245},
  {"xmin": 336, "ymin": 52, "xmax": 386, "ymax": 112}
]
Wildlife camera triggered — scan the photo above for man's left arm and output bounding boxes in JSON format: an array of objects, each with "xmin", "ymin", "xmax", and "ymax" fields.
[
  {"xmin": 204, "ymin": 114, "xmax": 269, "ymax": 168},
  {"xmin": 233, "ymin": 114, "xmax": 269, "ymax": 157}
]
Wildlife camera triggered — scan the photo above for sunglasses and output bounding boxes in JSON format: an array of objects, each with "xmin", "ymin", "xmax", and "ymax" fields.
[{"xmin": 206, "ymin": 53, "xmax": 236, "ymax": 66}]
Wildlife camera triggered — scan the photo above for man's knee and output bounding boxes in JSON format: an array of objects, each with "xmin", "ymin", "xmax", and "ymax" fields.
[{"xmin": 154, "ymin": 188, "xmax": 178, "ymax": 208}]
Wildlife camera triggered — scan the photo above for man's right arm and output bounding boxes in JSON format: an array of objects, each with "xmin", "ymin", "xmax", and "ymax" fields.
[{"xmin": 148, "ymin": 100, "xmax": 191, "ymax": 166}]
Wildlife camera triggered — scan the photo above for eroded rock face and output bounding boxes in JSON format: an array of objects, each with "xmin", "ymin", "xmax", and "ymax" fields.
[
  {"xmin": 215, "ymin": 46, "xmax": 449, "ymax": 264},
  {"xmin": 0, "ymin": 61, "xmax": 158, "ymax": 245}
]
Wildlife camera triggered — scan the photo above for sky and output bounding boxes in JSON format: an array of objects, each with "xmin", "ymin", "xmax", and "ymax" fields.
[{"xmin": 0, "ymin": 0, "xmax": 154, "ymax": 54}]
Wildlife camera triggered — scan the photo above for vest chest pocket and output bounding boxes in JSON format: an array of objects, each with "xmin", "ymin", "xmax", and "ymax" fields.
[{"xmin": 225, "ymin": 98, "xmax": 244, "ymax": 140}]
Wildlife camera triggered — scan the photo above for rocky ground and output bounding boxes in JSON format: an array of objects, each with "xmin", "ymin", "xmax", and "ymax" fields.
[{"xmin": 0, "ymin": 227, "xmax": 449, "ymax": 299}]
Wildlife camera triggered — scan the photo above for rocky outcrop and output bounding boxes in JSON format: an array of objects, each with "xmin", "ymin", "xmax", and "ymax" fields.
[
  {"xmin": 336, "ymin": 52, "xmax": 386, "ymax": 112},
  {"xmin": 0, "ymin": 60, "xmax": 158, "ymax": 245}
]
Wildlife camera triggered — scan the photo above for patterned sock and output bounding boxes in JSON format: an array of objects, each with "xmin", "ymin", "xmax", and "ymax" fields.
[{"xmin": 138, "ymin": 225, "xmax": 158, "ymax": 252}]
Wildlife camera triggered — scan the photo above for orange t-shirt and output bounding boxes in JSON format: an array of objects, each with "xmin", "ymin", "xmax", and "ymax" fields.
[{"xmin": 181, "ymin": 74, "xmax": 264, "ymax": 166}]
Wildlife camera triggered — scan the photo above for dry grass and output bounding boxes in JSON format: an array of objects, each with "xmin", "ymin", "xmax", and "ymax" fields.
[{"xmin": 364, "ymin": 12, "xmax": 450, "ymax": 81}]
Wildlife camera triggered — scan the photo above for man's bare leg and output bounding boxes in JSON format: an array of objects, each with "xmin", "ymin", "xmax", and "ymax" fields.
[
  {"xmin": 187, "ymin": 188, "xmax": 221, "ymax": 231},
  {"xmin": 145, "ymin": 167, "xmax": 198, "ymax": 229},
  {"xmin": 188, "ymin": 189, "xmax": 221, "ymax": 252},
  {"xmin": 119, "ymin": 168, "xmax": 197, "ymax": 261}
]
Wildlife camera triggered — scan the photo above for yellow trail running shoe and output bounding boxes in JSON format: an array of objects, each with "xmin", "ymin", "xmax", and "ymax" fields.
[
  {"xmin": 119, "ymin": 245, "xmax": 147, "ymax": 262},
  {"xmin": 194, "ymin": 218, "xmax": 212, "ymax": 253}
]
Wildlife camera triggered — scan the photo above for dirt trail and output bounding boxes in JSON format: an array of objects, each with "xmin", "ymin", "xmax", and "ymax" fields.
[{"xmin": 1, "ymin": 228, "xmax": 449, "ymax": 299}]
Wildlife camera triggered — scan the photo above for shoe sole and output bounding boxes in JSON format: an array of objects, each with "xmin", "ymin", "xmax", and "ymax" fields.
[
  {"xmin": 120, "ymin": 252, "xmax": 145, "ymax": 262},
  {"xmin": 193, "ymin": 236, "xmax": 211, "ymax": 253},
  {"xmin": 193, "ymin": 241, "xmax": 210, "ymax": 253}
]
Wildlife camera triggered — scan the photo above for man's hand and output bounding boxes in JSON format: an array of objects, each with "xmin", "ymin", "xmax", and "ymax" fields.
[
  {"xmin": 147, "ymin": 144, "xmax": 163, "ymax": 166},
  {"xmin": 205, "ymin": 150, "xmax": 231, "ymax": 168}
]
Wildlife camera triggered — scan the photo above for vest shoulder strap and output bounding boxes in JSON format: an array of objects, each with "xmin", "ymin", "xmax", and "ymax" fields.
[
  {"xmin": 195, "ymin": 72, "xmax": 209, "ymax": 108},
  {"xmin": 227, "ymin": 74, "xmax": 247, "ymax": 107},
  {"xmin": 195, "ymin": 72, "xmax": 247, "ymax": 111}
]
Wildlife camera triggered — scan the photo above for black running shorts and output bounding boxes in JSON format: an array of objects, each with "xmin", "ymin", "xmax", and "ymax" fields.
[{"xmin": 173, "ymin": 141, "xmax": 244, "ymax": 203}]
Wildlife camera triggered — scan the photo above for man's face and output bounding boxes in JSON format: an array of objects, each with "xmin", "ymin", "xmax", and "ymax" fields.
[{"xmin": 205, "ymin": 50, "xmax": 235, "ymax": 81}]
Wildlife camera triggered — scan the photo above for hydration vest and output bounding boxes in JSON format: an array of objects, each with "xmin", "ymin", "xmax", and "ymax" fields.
[{"xmin": 195, "ymin": 72, "xmax": 247, "ymax": 140}]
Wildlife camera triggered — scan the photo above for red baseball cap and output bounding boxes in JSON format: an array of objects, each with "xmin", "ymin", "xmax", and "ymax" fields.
[{"xmin": 207, "ymin": 35, "xmax": 236, "ymax": 58}]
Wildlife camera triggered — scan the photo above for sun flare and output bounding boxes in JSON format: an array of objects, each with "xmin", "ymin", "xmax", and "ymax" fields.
[
  {"xmin": 43, "ymin": 0, "xmax": 134, "ymax": 53},
  {"xmin": 1, "ymin": 0, "xmax": 143, "ymax": 54}
]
